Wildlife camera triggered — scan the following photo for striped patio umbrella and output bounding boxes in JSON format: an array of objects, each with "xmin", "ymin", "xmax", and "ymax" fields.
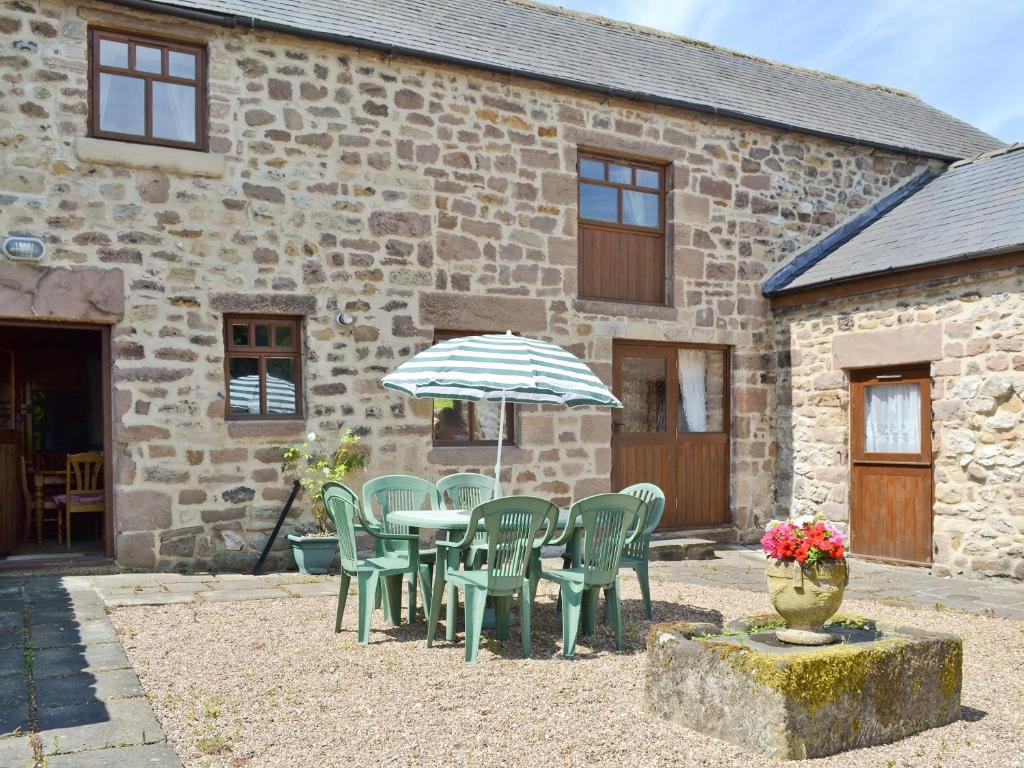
[{"xmin": 382, "ymin": 331, "xmax": 621, "ymax": 488}]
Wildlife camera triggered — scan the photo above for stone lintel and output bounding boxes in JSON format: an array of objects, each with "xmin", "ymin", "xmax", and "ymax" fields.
[
  {"xmin": 76, "ymin": 137, "xmax": 226, "ymax": 178},
  {"xmin": 419, "ymin": 293, "xmax": 547, "ymax": 333},
  {"xmin": 209, "ymin": 293, "xmax": 317, "ymax": 316},
  {"xmin": 832, "ymin": 323, "xmax": 943, "ymax": 369},
  {"xmin": 0, "ymin": 262, "xmax": 124, "ymax": 323}
]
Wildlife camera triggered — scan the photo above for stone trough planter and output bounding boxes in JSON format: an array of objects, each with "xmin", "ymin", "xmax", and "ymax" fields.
[
  {"xmin": 645, "ymin": 614, "xmax": 963, "ymax": 760},
  {"xmin": 287, "ymin": 533, "xmax": 337, "ymax": 575}
]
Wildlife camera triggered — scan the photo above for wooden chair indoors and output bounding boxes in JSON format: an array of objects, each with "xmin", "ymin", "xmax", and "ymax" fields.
[
  {"xmin": 59, "ymin": 452, "xmax": 105, "ymax": 548},
  {"xmin": 19, "ymin": 455, "xmax": 62, "ymax": 543}
]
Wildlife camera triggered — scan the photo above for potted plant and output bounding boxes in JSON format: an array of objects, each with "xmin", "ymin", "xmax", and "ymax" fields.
[
  {"xmin": 279, "ymin": 429, "xmax": 366, "ymax": 574},
  {"xmin": 761, "ymin": 513, "xmax": 848, "ymax": 645}
]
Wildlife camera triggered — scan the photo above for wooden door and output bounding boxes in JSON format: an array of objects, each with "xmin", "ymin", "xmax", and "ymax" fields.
[
  {"xmin": 0, "ymin": 348, "xmax": 16, "ymax": 556},
  {"xmin": 850, "ymin": 366, "xmax": 933, "ymax": 564},
  {"xmin": 612, "ymin": 342, "xmax": 730, "ymax": 529}
]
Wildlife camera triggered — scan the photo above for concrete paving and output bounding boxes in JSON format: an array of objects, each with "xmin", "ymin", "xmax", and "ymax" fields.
[{"xmin": 1, "ymin": 546, "xmax": 1021, "ymax": 767}]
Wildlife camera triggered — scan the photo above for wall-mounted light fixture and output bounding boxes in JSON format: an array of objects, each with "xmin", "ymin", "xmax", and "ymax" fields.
[
  {"xmin": 335, "ymin": 312, "xmax": 356, "ymax": 326},
  {"xmin": 2, "ymin": 235, "xmax": 45, "ymax": 262}
]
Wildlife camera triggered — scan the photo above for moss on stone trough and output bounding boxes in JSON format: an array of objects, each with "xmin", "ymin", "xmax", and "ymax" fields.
[{"xmin": 645, "ymin": 615, "xmax": 963, "ymax": 760}]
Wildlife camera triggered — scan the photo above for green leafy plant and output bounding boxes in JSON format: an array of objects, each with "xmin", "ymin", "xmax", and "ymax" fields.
[{"xmin": 277, "ymin": 429, "xmax": 366, "ymax": 535}]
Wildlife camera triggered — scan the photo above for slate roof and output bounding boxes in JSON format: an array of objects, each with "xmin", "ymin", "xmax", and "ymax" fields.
[
  {"xmin": 764, "ymin": 144, "xmax": 1024, "ymax": 295},
  {"xmin": 118, "ymin": 0, "xmax": 1003, "ymax": 160}
]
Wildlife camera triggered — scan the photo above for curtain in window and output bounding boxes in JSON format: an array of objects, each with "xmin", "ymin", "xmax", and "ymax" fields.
[
  {"xmin": 152, "ymin": 82, "xmax": 196, "ymax": 143},
  {"xmin": 864, "ymin": 383, "xmax": 920, "ymax": 453},
  {"xmin": 678, "ymin": 349, "xmax": 707, "ymax": 432}
]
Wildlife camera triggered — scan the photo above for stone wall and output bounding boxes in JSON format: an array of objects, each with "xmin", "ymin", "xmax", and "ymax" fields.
[
  {"xmin": 774, "ymin": 266, "xmax": 1024, "ymax": 579},
  {"xmin": 0, "ymin": 0, "xmax": 936, "ymax": 570}
]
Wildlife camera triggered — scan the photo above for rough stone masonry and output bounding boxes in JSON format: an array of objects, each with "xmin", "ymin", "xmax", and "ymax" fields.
[{"xmin": 0, "ymin": 0, "xmax": 951, "ymax": 571}]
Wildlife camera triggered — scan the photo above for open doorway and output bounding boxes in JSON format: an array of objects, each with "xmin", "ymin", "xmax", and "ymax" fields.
[{"xmin": 0, "ymin": 323, "xmax": 112, "ymax": 566}]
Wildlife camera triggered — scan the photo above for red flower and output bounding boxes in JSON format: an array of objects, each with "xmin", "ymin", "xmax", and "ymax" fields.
[
  {"xmin": 795, "ymin": 541, "xmax": 811, "ymax": 563},
  {"xmin": 831, "ymin": 545, "xmax": 844, "ymax": 559}
]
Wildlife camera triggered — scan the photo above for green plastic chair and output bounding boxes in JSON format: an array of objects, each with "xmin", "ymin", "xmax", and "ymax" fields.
[
  {"xmin": 362, "ymin": 475, "xmax": 439, "ymax": 623},
  {"xmin": 540, "ymin": 493, "xmax": 645, "ymax": 657},
  {"xmin": 605, "ymin": 483, "xmax": 665, "ymax": 620},
  {"xmin": 426, "ymin": 496, "xmax": 558, "ymax": 664},
  {"xmin": 322, "ymin": 482, "xmax": 422, "ymax": 644},
  {"xmin": 437, "ymin": 473, "xmax": 500, "ymax": 568}
]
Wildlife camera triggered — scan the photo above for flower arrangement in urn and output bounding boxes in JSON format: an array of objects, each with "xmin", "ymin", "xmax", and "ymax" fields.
[
  {"xmin": 279, "ymin": 430, "xmax": 366, "ymax": 574},
  {"xmin": 761, "ymin": 514, "xmax": 849, "ymax": 645}
]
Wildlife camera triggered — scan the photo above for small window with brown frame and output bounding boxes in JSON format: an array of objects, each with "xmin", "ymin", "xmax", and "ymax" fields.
[
  {"xmin": 89, "ymin": 29, "xmax": 207, "ymax": 150},
  {"xmin": 432, "ymin": 330, "xmax": 515, "ymax": 447},
  {"xmin": 224, "ymin": 316, "xmax": 303, "ymax": 419},
  {"xmin": 577, "ymin": 152, "xmax": 667, "ymax": 305}
]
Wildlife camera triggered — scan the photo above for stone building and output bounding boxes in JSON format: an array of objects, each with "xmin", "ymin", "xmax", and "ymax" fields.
[{"xmin": 0, "ymin": 0, "xmax": 1016, "ymax": 577}]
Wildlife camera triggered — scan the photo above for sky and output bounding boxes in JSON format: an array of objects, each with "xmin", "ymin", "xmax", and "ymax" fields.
[{"xmin": 556, "ymin": 0, "xmax": 1024, "ymax": 143}]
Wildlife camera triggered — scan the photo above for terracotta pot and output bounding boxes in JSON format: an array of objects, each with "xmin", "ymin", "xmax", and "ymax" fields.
[{"xmin": 766, "ymin": 558, "xmax": 848, "ymax": 632}]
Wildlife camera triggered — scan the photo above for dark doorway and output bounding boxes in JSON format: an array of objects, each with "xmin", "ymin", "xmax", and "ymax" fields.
[{"xmin": 0, "ymin": 323, "xmax": 112, "ymax": 565}]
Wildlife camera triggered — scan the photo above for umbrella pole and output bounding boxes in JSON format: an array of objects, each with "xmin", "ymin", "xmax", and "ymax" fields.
[{"xmin": 493, "ymin": 391, "xmax": 506, "ymax": 498}]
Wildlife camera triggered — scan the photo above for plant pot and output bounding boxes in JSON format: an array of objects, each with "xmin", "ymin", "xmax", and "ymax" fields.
[
  {"xmin": 766, "ymin": 558, "xmax": 848, "ymax": 644},
  {"xmin": 287, "ymin": 533, "xmax": 338, "ymax": 575}
]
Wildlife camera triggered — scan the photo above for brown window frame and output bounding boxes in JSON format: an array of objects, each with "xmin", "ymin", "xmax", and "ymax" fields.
[
  {"xmin": 88, "ymin": 28, "xmax": 208, "ymax": 151},
  {"xmin": 223, "ymin": 315, "xmax": 304, "ymax": 421},
  {"xmin": 577, "ymin": 151, "xmax": 667, "ymax": 305},
  {"xmin": 850, "ymin": 366, "xmax": 932, "ymax": 466},
  {"xmin": 432, "ymin": 330, "xmax": 516, "ymax": 448}
]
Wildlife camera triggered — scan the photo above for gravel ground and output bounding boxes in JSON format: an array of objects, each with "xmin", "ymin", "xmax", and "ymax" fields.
[{"xmin": 110, "ymin": 575, "xmax": 1024, "ymax": 768}]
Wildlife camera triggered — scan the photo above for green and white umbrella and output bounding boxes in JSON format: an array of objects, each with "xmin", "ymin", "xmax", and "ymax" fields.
[{"xmin": 382, "ymin": 331, "xmax": 621, "ymax": 489}]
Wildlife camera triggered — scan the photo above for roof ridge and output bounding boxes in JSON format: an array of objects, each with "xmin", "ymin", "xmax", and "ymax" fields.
[
  {"xmin": 949, "ymin": 141, "xmax": 1024, "ymax": 169},
  {"xmin": 502, "ymin": 0, "xmax": 922, "ymax": 100}
]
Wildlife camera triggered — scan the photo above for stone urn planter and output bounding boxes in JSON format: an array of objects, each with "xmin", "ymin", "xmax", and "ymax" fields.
[
  {"xmin": 287, "ymin": 533, "xmax": 338, "ymax": 575},
  {"xmin": 766, "ymin": 558, "xmax": 849, "ymax": 645}
]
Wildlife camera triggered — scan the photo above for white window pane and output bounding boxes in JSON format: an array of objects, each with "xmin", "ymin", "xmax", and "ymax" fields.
[
  {"xmin": 608, "ymin": 164, "xmax": 631, "ymax": 184},
  {"xmin": 864, "ymin": 383, "xmax": 921, "ymax": 453},
  {"xmin": 678, "ymin": 349, "xmax": 725, "ymax": 433},
  {"xmin": 579, "ymin": 158, "xmax": 604, "ymax": 179},
  {"xmin": 152, "ymin": 81, "xmax": 196, "ymax": 143},
  {"xmin": 168, "ymin": 50, "xmax": 196, "ymax": 79},
  {"xmin": 622, "ymin": 190, "xmax": 659, "ymax": 227},
  {"xmin": 134, "ymin": 45, "xmax": 162, "ymax": 73},
  {"xmin": 99, "ymin": 73, "xmax": 145, "ymax": 135},
  {"xmin": 228, "ymin": 358, "xmax": 260, "ymax": 414},
  {"xmin": 636, "ymin": 168, "xmax": 660, "ymax": 188},
  {"xmin": 473, "ymin": 399, "xmax": 510, "ymax": 442},
  {"xmin": 265, "ymin": 358, "xmax": 297, "ymax": 414},
  {"xmin": 99, "ymin": 39, "xmax": 128, "ymax": 68},
  {"xmin": 579, "ymin": 183, "xmax": 617, "ymax": 222}
]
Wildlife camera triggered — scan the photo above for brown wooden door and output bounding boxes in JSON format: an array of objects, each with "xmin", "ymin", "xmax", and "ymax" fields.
[
  {"xmin": 850, "ymin": 366, "xmax": 933, "ymax": 564},
  {"xmin": 612, "ymin": 342, "xmax": 730, "ymax": 529},
  {"xmin": 0, "ymin": 348, "xmax": 16, "ymax": 556}
]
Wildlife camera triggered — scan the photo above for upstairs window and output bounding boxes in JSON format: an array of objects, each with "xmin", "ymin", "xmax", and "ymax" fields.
[
  {"xmin": 89, "ymin": 29, "xmax": 206, "ymax": 150},
  {"xmin": 224, "ymin": 316, "xmax": 303, "ymax": 419},
  {"xmin": 578, "ymin": 153, "xmax": 666, "ymax": 305}
]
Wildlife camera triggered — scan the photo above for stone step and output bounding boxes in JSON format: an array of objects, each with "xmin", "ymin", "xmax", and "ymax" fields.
[{"xmin": 649, "ymin": 537, "xmax": 717, "ymax": 561}]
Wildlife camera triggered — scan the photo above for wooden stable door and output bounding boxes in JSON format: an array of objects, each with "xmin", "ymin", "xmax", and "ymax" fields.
[
  {"xmin": 850, "ymin": 366, "xmax": 933, "ymax": 565},
  {"xmin": 612, "ymin": 342, "xmax": 730, "ymax": 529},
  {"xmin": 0, "ymin": 349, "xmax": 16, "ymax": 556}
]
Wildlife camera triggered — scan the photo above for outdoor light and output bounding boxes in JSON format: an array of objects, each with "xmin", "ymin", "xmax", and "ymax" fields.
[
  {"xmin": 335, "ymin": 312, "xmax": 356, "ymax": 326},
  {"xmin": 2, "ymin": 235, "xmax": 45, "ymax": 262}
]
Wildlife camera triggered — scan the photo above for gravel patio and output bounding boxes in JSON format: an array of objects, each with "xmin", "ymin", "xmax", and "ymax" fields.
[{"xmin": 109, "ymin": 570, "xmax": 1024, "ymax": 768}]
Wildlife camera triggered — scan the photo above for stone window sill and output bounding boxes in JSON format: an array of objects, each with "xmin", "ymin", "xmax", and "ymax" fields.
[
  {"xmin": 75, "ymin": 137, "xmax": 225, "ymax": 178},
  {"xmin": 573, "ymin": 297, "xmax": 676, "ymax": 321},
  {"xmin": 428, "ymin": 446, "xmax": 529, "ymax": 466},
  {"xmin": 226, "ymin": 419, "xmax": 307, "ymax": 439}
]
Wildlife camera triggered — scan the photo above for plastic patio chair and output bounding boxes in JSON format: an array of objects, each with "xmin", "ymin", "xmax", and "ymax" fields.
[
  {"xmin": 604, "ymin": 482, "xmax": 665, "ymax": 620},
  {"xmin": 426, "ymin": 496, "xmax": 558, "ymax": 664},
  {"xmin": 436, "ymin": 473, "xmax": 500, "ymax": 568},
  {"xmin": 322, "ymin": 482, "xmax": 423, "ymax": 644},
  {"xmin": 362, "ymin": 475, "xmax": 440, "ymax": 623},
  {"xmin": 540, "ymin": 493, "xmax": 645, "ymax": 657}
]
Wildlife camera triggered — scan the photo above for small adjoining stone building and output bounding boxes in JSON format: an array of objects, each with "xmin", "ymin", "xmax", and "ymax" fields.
[{"xmin": 0, "ymin": 0, "xmax": 1018, "ymax": 578}]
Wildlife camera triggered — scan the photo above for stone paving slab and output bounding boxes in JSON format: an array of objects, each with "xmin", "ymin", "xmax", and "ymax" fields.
[
  {"xmin": 37, "ymin": 698, "xmax": 165, "ymax": 755},
  {"xmin": 0, "ymin": 735, "xmax": 35, "ymax": 768},
  {"xmin": 31, "ymin": 619, "xmax": 120, "ymax": 650},
  {"xmin": 33, "ymin": 641, "xmax": 132, "ymax": 679},
  {"xmin": 36, "ymin": 668, "xmax": 144, "ymax": 711},
  {"xmin": 46, "ymin": 742, "xmax": 183, "ymax": 767},
  {"xmin": 196, "ymin": 587, "xmax": 291, "ymax": 602}
]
